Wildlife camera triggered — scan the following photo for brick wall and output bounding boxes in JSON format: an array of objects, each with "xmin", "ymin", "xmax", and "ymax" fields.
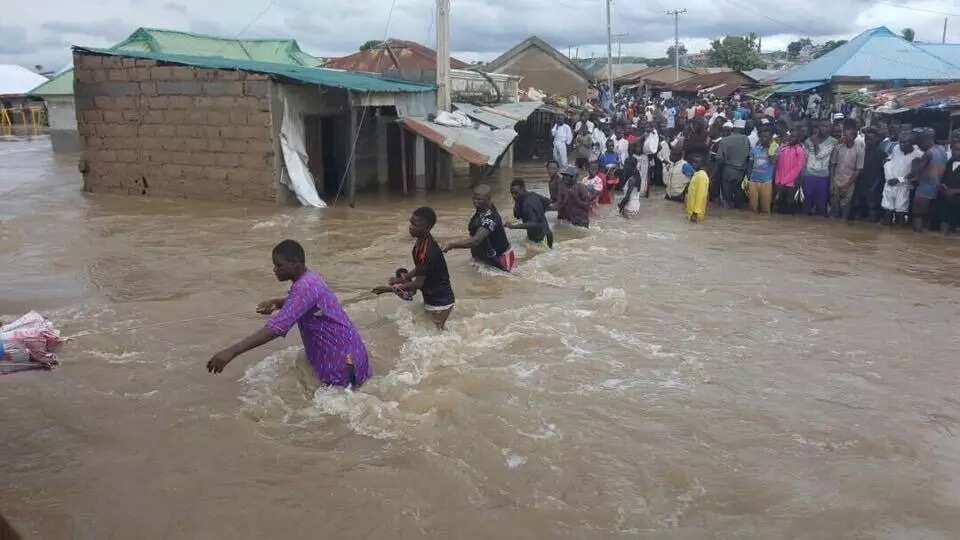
[{"xmin": 73, "ymin": 52, "xmax": 277, "ymax": 202}]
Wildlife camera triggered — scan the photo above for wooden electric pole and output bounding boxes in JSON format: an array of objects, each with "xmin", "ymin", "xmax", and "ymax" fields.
[
  {"xmin": 605, "ymin": 0, "xmax": 614, "ymax": 109},
  {"xmin": 436, "ymin": 0, "xmax": 451, "ymax": 111}
]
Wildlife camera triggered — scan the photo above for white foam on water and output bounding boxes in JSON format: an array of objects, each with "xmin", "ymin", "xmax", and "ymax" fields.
[
  {"xmin": 250, "ymin": 215, "xmax": 293, "ymax": 230},
  {"xmin": 86, "ymin": 350, "xmax": 144, "ymax": 364},
  {"xmin": 600, "ymin": 328, "xmax": 679, "ymax": 359},
  {"xmin": 238, "ymin": 345, "xmax": 429, "ymax": 439},
  {"xmin": 501, "ymin": 448, "xmax": 528, "ymax": 469},
  {"xmin": 645, "ymin": 231, "xmax": 677, "ymax": 241}
]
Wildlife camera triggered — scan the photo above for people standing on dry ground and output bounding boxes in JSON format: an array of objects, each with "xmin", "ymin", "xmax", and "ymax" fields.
[
  {"xmin": 551, "ymin": 117, "xmax": 572, "ymax": 168},
  {"xmin": 802, "ymin": 122, "xmax": 837, "ymax": 217},
  {"xmin": 685, "ymin": 155, "xmax": 710, "ymax": 223},
  {"xmin": 715, "ymin": 120, "xmax": 751, "ymax": 209},
  {"xmin": 882, "ymin": 129, "xmax": 922, "ymax": 225},
  {"xmin": 772, "ymin": 127, "xmax": 806, "ymax": 215},
  {"xmin": 747, "ymin": 125, "xmax": 778, "ymax": 214},
  {"xmin": 374, "ymin": 207, "xmax": 455, "ymax": 330},
  {"xmin": 940, "ymin": 130, "xmax": 960, "ymax": 235},
  {"xmin": 910, "ymin": 127, "xmax": 947, "ymax": 233},
  {"xmin": 443, "ymin": 184, "xmax": 516, "ymax": 272},
  {"xmin": 208, "ymin": 240, "xmax": 371, "ymax": 387},
  {"xmin": 506, "ymin": 179, "xmax": 554, "ymax": 249},
  {"xmin": 848, "ymin": 127, "xmax": 885, "ymax": 222},
  {"xmin": 829, "ymin": 119, "xmax": 865, "ymax": 219}
]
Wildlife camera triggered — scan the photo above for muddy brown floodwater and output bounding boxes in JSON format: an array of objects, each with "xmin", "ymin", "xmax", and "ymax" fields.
[{"xmin": 2, "ymin": 133, "xmax": 960, "ymax": 539}]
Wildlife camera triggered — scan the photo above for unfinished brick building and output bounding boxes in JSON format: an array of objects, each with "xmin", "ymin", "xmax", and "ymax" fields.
[{"xmin": 72, "ymin": 47, "xmax": 437, "ymax": 205}]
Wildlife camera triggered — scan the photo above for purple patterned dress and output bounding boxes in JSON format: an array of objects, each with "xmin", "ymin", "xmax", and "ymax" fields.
[{"xmin": 265, "ymin": 271, "xmax": 371, "ymax": 387}]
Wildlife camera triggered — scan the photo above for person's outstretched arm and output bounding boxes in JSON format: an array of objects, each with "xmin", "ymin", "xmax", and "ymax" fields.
[
  {"xmin": 443, "ymin": 227, "xmax": 490, "ymax": 252},
  {"xmin": 208, "ymin": 328, "xmax": 277, "ymax": 373}
]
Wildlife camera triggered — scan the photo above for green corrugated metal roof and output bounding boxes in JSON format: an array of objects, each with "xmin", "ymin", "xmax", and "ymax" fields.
[
  {"xmin": 74, "ymin": 46, "xmax": 436, "ymax": 93},
  {"xmin": 30, "ymin": 26, "xmax": 327, "ymax": 96},
  {"xmin": 29, "ymin": 68, "xmax": 74, "ymax": 96},
  {"xmin": 112, "ymin": 28, "xmax": 324, "ymax": 67}
]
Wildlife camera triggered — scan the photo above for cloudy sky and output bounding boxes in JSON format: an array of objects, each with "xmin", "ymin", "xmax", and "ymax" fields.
[{"xmin": 3, "ymin": 0, "xmax": 958, "ymax": 72}]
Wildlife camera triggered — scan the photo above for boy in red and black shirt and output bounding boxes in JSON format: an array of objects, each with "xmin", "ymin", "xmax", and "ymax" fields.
[{"xmin": 374, "ymin": 207, "xmax": 455, "ymax": 330}]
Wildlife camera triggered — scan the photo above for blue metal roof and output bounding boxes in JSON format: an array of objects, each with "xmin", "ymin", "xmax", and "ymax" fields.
[
  {"xmin": 915, "ymin": 43, "xmax": 960, "ymax": 70},
  {"xmin": 777, "ymin": 27, "xmax": 960, "ymax": 84},
  {"xmin": 73, "ymin": 46, "xmax": 436, "ymax": 94}
]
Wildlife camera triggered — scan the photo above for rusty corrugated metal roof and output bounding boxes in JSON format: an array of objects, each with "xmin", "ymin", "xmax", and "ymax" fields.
[
  {"xmin": 666, "ymin": 71, "xmax": 758, "ymax": 97},
  {"xmin": 400, "ymin": 117, "xmax": 516, "ymax": 166},
  {"xmin": 325, "ymin": 39, "xmax": 468, "ymax": 74},
  {"xmin": 870, "ymin": 82, "xmax": 960, "ymax": 111}
]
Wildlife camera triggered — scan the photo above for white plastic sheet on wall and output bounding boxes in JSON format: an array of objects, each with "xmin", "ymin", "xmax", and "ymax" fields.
[{"xmin": 278, "ymin": 86, "xmax": 327, "ymax": 208}]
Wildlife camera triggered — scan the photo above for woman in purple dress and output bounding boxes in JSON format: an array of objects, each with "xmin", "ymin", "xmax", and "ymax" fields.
[{"xmin": 207, "ymin": 240, "xmax": 371, "ymax": 388}]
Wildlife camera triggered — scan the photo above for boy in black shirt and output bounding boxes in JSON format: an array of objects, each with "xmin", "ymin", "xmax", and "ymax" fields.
[
  {"xmin": 374, "ymin": 207, "xmax": 455, "ymax": 330},
  {"xmin": 506, "ymin": 179, "xmax": 554, "ymax": 248}
]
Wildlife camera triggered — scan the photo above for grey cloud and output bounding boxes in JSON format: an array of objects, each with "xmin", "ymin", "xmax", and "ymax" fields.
[
  {"xmin": 41, "ymin": 18, "xmax": 131, "ymax": 41},
  {"xmin": 189, "ymin": 19, "xmax": 223, "ymax": 36},
  {"xmin": 163, "ymin": 2, "xmax": 188, "ymax": 14},
  {"xmin": 0, "ymin": 25, "xmax": 32, "ymax": 54}
]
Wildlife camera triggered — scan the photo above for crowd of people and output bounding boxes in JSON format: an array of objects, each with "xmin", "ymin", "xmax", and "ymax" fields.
[
  {"xmin": 549, "ymin": 90, "xmax": 960, "ymax": 233},
  {"xmin": 204, "ymin": 91, "xmax": 960, "ymax": 390}
]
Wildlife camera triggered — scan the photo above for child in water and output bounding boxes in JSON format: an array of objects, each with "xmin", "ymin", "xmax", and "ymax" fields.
[
  {"xmin": 685, "ymin": 156, "xmax": 710, "ymax": 223},
  {"xmin": 374, "ymin": 207, "xmax": 455, "ymax": 330}
]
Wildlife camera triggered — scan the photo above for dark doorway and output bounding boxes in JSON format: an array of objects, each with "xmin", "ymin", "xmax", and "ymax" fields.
[{"xmin": 304, "ymin": 114, "xmax": 345, "ymax": 201}]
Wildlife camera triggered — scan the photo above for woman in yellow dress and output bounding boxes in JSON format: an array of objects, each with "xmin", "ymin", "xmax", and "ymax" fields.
[{"xmin": 685, "ymin": 156, "xmax": 710, "ymax": 223}]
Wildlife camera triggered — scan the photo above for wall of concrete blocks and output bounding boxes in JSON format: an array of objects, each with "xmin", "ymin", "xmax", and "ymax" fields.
[{"xmin": 73, "ymin": 52, "xmax": 279, "ymax": 202}]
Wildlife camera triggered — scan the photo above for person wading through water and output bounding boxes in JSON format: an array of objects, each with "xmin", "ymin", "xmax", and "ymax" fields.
[
  {"xmin": 443, "ymin": 184, "xmax": 517, "ymax": 272},
  {"xmin": 208, "ymin": 240, "xmax": 372, "ymax": 388}
]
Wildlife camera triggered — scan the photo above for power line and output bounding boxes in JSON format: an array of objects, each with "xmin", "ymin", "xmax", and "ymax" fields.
[
  {"xmin": 871, "ymin": 1, "xmax": 960, "ymax": 17},
  {"xmin": 332, "ymin": 0, "xmax": 400, "ymax": 207},
  {"xmin": 234, "ymin": 0, "xmax": 277, "ymax": 38},
  {"xmin": 721, "ymin": 0, "xmax": 810, "ymax": 36}
]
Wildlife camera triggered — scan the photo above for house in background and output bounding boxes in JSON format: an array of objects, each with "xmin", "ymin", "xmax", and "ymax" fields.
[
  {"xmin": 772, "ymin": 27, "xmax": 960, "ymax": 98},
  {"xmin": 71, "ymin": 46, "xmax": 436, "ymax": 205},
  {"xmin": 665, "ymin": 71, "xmax": 758, "ymax": 99},
  {"xmin": 484, "ymin": 36, "xmax": 593, "ymax": 100},
  {"xmin": 326, "ymin": 39, "xmax": 519, "ymax": 104},
  {"xmin": 615, "ymin": 65, "xmax": 699, "ymax": 94},
  {"xmin": 0, "ymin": 65, "xmax": 48, "ymax": 127},
  {"xmin": 29, "ymin": 27, "xmax": 325, "ymax": 152}
]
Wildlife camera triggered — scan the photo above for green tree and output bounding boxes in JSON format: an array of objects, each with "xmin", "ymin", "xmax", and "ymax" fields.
[
  {"xmin": 708, "ymin": 34, "xmax": 766, "ymax": 71},
  {"xmin": 359, "ymin": 40, "xmax": 383, "ymax": 51},
  {"xmin": 787, "ymin": 37, "xmax": 813, "ymax": 59},
  {"xmin": 813, "ymin": 40, "xmax": 848, "ymax": 58},
  {"xmin": 666, "ymin": 43, "xmax": 688, "ymax": 65},
  {"xmin": 901, "ymin": 28, "xmax": 916, "ymax": 42}
]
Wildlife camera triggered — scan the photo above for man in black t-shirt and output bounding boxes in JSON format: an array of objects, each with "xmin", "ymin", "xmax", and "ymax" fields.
[
  {"xmin": 940, "ymin": 130, "xmax": 960, "ymax": 235},
  {"xmin": 442, "ymin": 184, "xmax": 516, "ymax": 272},
  {"xmin": 374, "ymin": 207, "xmax": 455, "ymax": 329},
  {"xmin": 506, "ymin": 179, "xmax": 554, "ymax": 248}
]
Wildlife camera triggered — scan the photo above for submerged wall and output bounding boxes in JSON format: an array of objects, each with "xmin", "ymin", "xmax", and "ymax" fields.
[
  {"xmin": 73, "ymin": 52, "xmax": 277, "ymax": 202},
  {"xmin": 45, "ymin": 96, "xmax": 81, "ymax": 153}
]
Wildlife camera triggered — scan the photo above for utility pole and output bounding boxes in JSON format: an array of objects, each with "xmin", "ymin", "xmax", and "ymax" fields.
[
  {"xmin": 613, "ymin": 33, "xmax": 628, "ymax": 64},
  {"xmin": 666, "ymin": 8, "xmax": 687, "ymax": 82},
  {"xmin": 436, "ymin": 0, "xmax": 451, "ymax": 111},
  {"xmin": 944, "ymin": 17, "xmax": 949, "ymax": 44},
  {"xmin": 605, "ymin": 0, "xmax": 614, "ymax": 109}
]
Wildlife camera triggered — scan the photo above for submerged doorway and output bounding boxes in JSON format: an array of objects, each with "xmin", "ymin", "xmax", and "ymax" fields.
[{"xmin": 304, "ymin": 114, "xmax": 346, "ymax": 201}]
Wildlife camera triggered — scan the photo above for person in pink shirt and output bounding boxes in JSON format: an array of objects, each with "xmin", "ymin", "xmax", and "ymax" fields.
[{"xmin": 773, "ymin": 128, "xmax": 808, "ymax": 214}]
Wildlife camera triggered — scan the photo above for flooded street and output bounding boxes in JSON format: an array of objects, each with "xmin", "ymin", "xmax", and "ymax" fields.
[{"xmin": 3, "ymin": 133, "xmax": 960, "ymax": 538}]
